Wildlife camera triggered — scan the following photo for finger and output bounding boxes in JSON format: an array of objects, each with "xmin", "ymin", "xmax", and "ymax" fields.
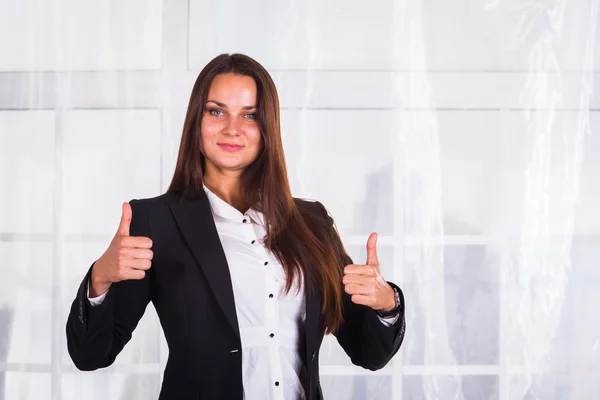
[
  {"xmin": 366, "ymin": 232, "xmax": 379, "ymax": 266},
  {"xmin": 117, "ymin": 202, "xmax": 132, "ymax": 236},
  {"xmin": 342, "ymin": 274, "xmax": 375, "ymax": 286},
  {"xmin": 344, "ymin": 284, "xmax": 372, "ymax": 296},
  {"xmin": 121, "ymin": 236, "xmax": 153, "ymax": 249},
  {"xmin": 350, "ymin": 294, "xmax": 374, "ymax": 307},
  {"xmin": 121, "ymin": 269, "xmax": 146, "ymax": 280},
  {"xmin": 120, "ymin": 248, "xmax": 153, "ymax": 260},
  {"xmin": 344, "ymin": 264, "xmax": 377, "ymax": 276},
  {"xmin": 122, "ymin": 258, "xmax": 152, "ymax": 271}
]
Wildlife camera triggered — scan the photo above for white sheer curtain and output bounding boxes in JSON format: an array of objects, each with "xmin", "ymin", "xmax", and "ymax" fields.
[{"xmin": 1, "ymin": 0, "xmax": 599, "ymax": 399}]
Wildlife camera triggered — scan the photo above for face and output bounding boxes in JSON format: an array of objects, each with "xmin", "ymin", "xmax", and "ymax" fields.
[{"xmin": 200, "ymin": 73, "xmax": 262, "ymax": 178}]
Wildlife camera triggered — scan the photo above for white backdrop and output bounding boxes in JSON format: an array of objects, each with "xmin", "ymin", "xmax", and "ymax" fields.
[{"xmin": 1, "ymin": 0, "xmax": 599, "ymax": 399}]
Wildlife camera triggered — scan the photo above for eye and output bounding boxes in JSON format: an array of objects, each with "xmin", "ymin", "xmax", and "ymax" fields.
[
  {"xmin": 245, "ymin": 113, "xmax": 257, "ymax": 120},
  {"xmin": 208, "ymin": 109, "xmax": 224, "ymax": 117}
]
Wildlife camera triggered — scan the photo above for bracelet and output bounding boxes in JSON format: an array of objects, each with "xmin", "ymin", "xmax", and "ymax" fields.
[{"xmin": 375, "ymin": 284, "xmax": 401, "ymax": 318}]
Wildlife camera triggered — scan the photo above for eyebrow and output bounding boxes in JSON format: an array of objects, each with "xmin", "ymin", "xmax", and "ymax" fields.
[{"xmin": 206, "ymin": 100, "xmax": 257, "ymax": 110}]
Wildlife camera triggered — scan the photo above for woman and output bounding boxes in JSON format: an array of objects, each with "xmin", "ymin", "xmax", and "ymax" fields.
[{"xmin": 66, "ymin": 53, "xmax": 405, "ymax": 400}]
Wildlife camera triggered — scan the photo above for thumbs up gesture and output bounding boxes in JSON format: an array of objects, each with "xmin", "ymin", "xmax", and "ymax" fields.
[
  {"xmin": 342, "ymin": 232, "xmax": 396, "ymax": 312},
  {"xmin": 89, "ymin": 202, "xmax": 154, "ymax": 297}
]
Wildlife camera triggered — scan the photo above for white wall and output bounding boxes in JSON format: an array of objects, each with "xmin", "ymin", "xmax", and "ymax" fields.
[{"xmin": 1, "ymin": 0, "xmax": 599, "ymax": 399}]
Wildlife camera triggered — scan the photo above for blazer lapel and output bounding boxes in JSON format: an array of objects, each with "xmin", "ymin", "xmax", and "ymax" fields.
[{"xmin": 167, "ymin": 192, "xmax": 240, "ymax": 339}]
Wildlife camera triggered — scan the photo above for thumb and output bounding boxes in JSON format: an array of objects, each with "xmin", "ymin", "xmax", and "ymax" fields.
[
  {"xmin": 366, "ymin": 232, "xmax": 379, "ymax": 266},
  {"xmin": 117, "ymin": 202, "xmax": 132, "ymax": 236}
]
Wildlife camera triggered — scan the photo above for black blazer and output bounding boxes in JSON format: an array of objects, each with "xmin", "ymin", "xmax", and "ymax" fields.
[{"xmin": 66, "ymin": 190, "xmax": 405, "ymax": 400}]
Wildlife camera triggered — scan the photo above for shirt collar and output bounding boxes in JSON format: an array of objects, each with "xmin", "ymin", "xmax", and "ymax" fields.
[{"xmin": 202, "ymin": 184, "xmax": 265, "ymax": 227}]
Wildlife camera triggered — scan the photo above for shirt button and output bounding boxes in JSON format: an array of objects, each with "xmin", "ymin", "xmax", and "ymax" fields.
[
  {"xmin": 264, "ymin": 261, "xmax": 268, "ymax": 266},
  {"xmin": 275, "ymin": 381, "xmax": 280, "ymax": 386},
  {"xmin": 269, "ymin": 294, "xmax": 273, "ymax": 298},
  {"xmin": 242, "ymin": 218, "xmax": 247, "ymax": 223},
  {"xmin": 251, "ymin": 240, "xmax": 256, "ymax": 244},
  {"xmin": 270, "ymin": 333, "xmax": 274, "ymax": 338}
]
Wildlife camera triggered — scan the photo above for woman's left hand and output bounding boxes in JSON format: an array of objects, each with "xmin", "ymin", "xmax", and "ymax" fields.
[{"xmin": 342, "ymin": 232, "xmax": 396, "ymax": 312}]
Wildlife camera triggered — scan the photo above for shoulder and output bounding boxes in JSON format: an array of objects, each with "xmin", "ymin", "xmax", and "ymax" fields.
[
  {"xmin": 293, "ymin": 197, "xmax": 334, "ymax": 226},
  {"xmin": 294, "ymin": 197, "xmax": 325, "ymax": 214},
  {"xmin": 129, "ymin": 192, "xmax": 181, "ymax": 209},
  {"xmin": 126, "ymin": 193, "xmax": 185, "ymax": 242},
  {"xmin": 127, "ymin": 192, "xmax": 182, "ymax": 225}
]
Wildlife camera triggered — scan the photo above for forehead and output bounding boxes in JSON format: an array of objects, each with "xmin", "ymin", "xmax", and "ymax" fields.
[{"xmin": 207, "ymin": 73, "xmax": 257, "ymax": 105}]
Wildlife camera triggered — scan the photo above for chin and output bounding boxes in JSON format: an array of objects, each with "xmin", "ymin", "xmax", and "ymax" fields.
[
  {"xmin": 213, "ymin": 160, "xmax": 250, "ymax": 172},
  {"xmin": 205, "ymin": 151, "xmax": 256, "ymax": 173}
]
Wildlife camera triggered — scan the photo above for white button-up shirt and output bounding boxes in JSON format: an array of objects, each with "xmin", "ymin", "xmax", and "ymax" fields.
[
  {"xmin": 88, "ymin": 186, "xmax": 398, "ymax": 400},
  {"xmin": 202, "ymin": 186, "xmax": 307, "ymax": 400}
]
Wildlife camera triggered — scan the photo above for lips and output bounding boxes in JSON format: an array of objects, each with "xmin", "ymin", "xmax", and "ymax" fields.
[{"xmin": 218, "ymin": 143, "xmax": 244, "ymax": 152}]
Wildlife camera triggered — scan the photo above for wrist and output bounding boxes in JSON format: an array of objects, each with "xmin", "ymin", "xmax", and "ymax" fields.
[
  {"xmin": 375, "ymin": 284, "xmax": 401, "ymax": 318},
  {"xmin": 90, "ymin": 261, "xmax": 111, "ymax": 297},
  {"xmin": 380, "ymin": 286, "xmax": 396, "ymax": 312},
  {"xmin": 89, "ymin": 280, "xmax": 111, "ymax": 298}
]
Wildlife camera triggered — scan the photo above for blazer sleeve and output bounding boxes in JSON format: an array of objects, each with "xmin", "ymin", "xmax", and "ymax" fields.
[
  {"xmin": 316, "ymin": 201, "xmax": 406, "ymax": 371},
  {"xmin": 65, "ymin": 199, "xmax": 152, "ymax": 371}
]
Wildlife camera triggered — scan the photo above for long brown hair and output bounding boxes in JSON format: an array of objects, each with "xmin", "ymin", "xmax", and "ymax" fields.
[{"xmin": 168, "ymin": 54, "xmax": 345, "ymax": 333}]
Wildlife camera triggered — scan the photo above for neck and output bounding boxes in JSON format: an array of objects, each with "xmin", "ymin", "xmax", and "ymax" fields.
[{"xmin": 203, "ymin": 170, "xmax": 247, "ymax": 213}]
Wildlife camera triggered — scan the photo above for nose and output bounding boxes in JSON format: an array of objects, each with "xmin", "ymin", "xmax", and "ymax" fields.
[{"xmin": 223, "ymin": 116, "xmax": 241, "ymax": 136}]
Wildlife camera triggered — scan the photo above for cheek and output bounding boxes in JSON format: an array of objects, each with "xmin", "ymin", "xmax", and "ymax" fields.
[
  {"xmin": 247, "ymin": 126, "xmax": 262, "ymax": 149},
  {"xmin": 200, "ymin": 121, "xmax": 221, "ymax": 154},
  {"xmin": 201, "ymin": 119, "xmax": 220, "ymax": 140}
]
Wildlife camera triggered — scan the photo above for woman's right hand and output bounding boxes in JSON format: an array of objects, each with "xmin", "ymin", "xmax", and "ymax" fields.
[{"xmin": 89, "ymin": 202, "xmax": 153, "ymax": 297}]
